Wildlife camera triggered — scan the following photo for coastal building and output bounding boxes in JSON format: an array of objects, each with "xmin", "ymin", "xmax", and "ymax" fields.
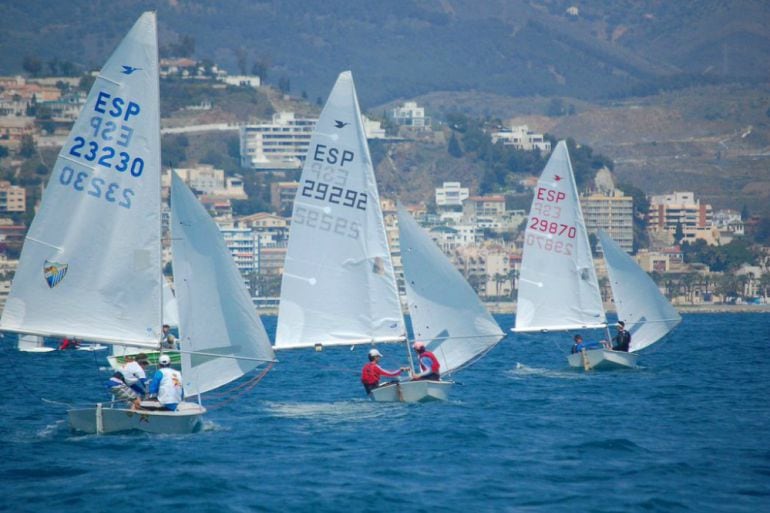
[
  {"xmin": 389, "ymin": 101, "xmax": 430, "ymax": 130},
  {"xmin": 239, "ymin": 112, "xmax": 316, "ymax": 170},
  {"xmin": 581, "ymin": 188, "xmax": 634, "ymax": 253},
  {"xmin": 165, "ymin": 166, "xmax": 246, "ymax": 199},
  {"xmin": 452, "ymin": 244, "xmax": 513, "ymax": 297},
  {"xmin": 0, "ymin": 181, "xmax": 26, "ymax": 213},
  {"xmin": 270, "ymin": 181, "xmax": 300, "ymax": 215},
  {"xmin": 223, "ymin": 75, "xmax": 261, "ymax": 88},
  {"xmin": 435, "ymin": 182, "xmax": 470, "ymax": 208},
  {"xmin": 490, "ymin": 124, "xmax": 551, "ymax": 153},
  {"xmin": 0, "ymin": 116, "xmax": 35, "ymax": 149},
  {"xmin": 648, "ymin": 191, "xmax": 714, "ymax": 244},
  {"xmin": 463, "ymin": 195, "xmax": 506, "ymax": 221}
]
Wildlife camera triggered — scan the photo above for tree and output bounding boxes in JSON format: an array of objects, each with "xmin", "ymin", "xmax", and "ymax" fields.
[
  {"xmin": 251, "ymin": 58, "xmax": 270, "ymax": 81},
  {"xmin": 546, "ymin": 98, "xmax": 565, "ymax": 117},
  {"xmin": 22, "ymin": 55, "xmax": 43, "ymax": 76},
  {"xmin": 19, "ymin": 134, "xmax": 36, "ymax": 158},
  {"xmin": 674, "ymin": 222, "xmax": 685, "ymax": 244},
  {"xmin": 447, "ymin": 132, "xmax": 463, "ymax": 158},
  {"xmin": 277, "ymin": 76, "xmax": 291, "ymax": 94}
]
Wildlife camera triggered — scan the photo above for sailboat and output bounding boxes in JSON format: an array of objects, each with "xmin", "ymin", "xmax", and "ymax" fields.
[
  {"xmin": 595, "ymin": 230, "xmax": 681, "ymax": 353},
  {"xmin": 275, "ymin": 71, "xmax": 449, "ymax": 402},
  {"xmin": 366, "ymin": 204, "xmax": 505, "ymax": 401},
  {"xmin": 515, "ymin": 140, "xmax": 678, "ymax": 370},
  {"xmin": 0, "ymin": 12, "xmax": 274, "ymax": 433}
]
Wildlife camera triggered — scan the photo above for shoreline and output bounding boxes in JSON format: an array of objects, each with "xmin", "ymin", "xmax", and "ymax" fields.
[{"xmin": 252, "ymin": 303, "xmax": 770, "ymax": 316}]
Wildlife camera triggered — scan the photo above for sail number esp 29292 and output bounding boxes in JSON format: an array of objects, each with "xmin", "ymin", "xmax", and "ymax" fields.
[{"xmin": 292, "ymin": 143, "xmax": 365, "ymax": 240}]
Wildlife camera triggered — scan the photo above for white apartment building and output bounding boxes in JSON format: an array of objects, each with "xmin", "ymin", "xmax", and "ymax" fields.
[
  {"xmin": 463, "ymin": 195, "xmax": 506, "ymax": 221},
  {"xmin": 648, "ymin": 191, "xmax": 714, "ymax": 244},
  {"xmin": 0, "ymin": 181, "xmax": 26, "ymax": 213},
  {"xmin": 239, "ymin": 112, "xmax": 317, "ymax": 170},
  {"xmin": 435, "ymin": 182, "xmax": 470, "ymax": 207},
  {"xmin": 362, "ymin": 115, "xmax": 387, "ymax": 139},
  {"xmin": 490, "ymin": 124, "xmax": 551, "ymax": 153},
  {"xmin": 390, "ymin": 101, "xmax": 430, "ymax": 129},
  {"xmin": 581, "ymin": 189, "xmax": 634, "ymax": 253},
  {"xmin": 223, "ymin": 75, "xmax": 261, "ymax": 88},
  {"xmin": 713, "ymin": 209, "xmax": 744, "ymax": 244},
  {"xmin": 165, "ymin": 166, "xmax": 246, "ymax": 199},
  {"xmin": 219, "ymin": 223, "xmax": 256, "ymax": 275}
]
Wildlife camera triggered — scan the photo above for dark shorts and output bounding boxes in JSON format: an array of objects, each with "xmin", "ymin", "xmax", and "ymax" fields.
[{"xmin": 412, "ymin": 373, "xmax": 440, "ymax": 381}]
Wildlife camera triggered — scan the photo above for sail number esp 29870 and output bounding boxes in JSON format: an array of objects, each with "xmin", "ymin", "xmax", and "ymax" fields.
[{"xmin": 525, "ymin": 186, "xmax": 575, "ymax": 256}]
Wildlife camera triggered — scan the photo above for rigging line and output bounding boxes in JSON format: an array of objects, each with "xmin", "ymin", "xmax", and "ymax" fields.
[
  {"xmin": 203, "ymin": 362, "xmax": 274, "ymax": 411},
  {"xmin": 204, "ymin": 362, "xmax": 276, "ymax": 398}
]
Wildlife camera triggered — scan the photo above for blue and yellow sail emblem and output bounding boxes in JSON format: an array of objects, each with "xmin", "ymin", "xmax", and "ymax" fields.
[{"xmin": 44, "ymin": 260, "xmax": 68, "ymax": 288}]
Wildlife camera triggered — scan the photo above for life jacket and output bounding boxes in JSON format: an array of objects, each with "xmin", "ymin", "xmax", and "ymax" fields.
[
  {"xmin": 157, "ymin": 367, "xmax": 183, "ymax": 405},
  {"xmin": 418, "ymin": 351, "xmax": 440, "ymax": 374},
  {"xmin": 361, "ymin": 362, "xmax": 380, "ymax": 385}
]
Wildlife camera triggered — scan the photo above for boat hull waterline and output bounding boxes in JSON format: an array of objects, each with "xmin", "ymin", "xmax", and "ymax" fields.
[
  {"xmin": 67, "ymin": 401, "xmax": 205, "ymax": 434},
  {"xmin": 566, "ymin": 349, "xmax": 639, "ymax": 370},
  {"xmin": 369, "ymin": 380, "xmax": 453, "ymax": 403}
]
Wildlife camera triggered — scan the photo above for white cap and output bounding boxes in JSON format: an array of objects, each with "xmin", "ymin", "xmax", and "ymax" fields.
[
  {"xmin": 368, "ymin": 348, "xmax": 383, "ymax": 358},
  {"xmin": 158, "ymin": 354, "xmax": 171, "ymax": 366}
]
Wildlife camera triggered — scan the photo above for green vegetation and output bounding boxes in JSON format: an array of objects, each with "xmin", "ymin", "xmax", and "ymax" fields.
[{"xmin": 681, "ymin": 238, "xmax": 761, "ymax": 272}]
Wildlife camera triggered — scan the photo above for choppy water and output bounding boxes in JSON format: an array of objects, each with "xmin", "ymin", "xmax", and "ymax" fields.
[{"xmin": 1, "ymin": 313, "xmax": 768, "ymax": 513}]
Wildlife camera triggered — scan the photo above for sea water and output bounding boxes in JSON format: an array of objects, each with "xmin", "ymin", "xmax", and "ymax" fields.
[{"xmin": 0, "ymin": 313, "xmax": 768, "ymax": 512}]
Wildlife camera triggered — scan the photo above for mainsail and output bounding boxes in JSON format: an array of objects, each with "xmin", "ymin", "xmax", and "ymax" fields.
[
  {"xmin": 397, "ymin": 204, "xmax": 504, "ymax": 375},
  {"xmin": 275, "ymin": 71, "xmax": 405, "ymax": 349},
  {"xmin": 0, "ymin": 13, "xmax": 161, "ymax": 347},
  {"xmin": 515, "ymin": 141, "xmax": 606, "ymax": 332},
  {"xmin": 598, "ymin": 230, "xmax": 681, "ymax": 352},
  {"xmin": 170, "ymin": 173, "xmax": 275, "ymax": 396}
]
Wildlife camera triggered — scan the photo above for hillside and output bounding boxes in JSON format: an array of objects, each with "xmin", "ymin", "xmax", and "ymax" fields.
[
  {"xmin": 2, "ymin": 1, "xmax": 769, "ymax": 106},
  {"xmin": 407, "ymin": 84, "xmax": 770, "ymax": 217}
]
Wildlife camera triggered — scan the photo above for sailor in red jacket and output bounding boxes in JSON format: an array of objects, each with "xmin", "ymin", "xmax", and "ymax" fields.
[
  {"xmin": 361, "ymin": 348, "xmax": 407, "ymax": 394},
  {"xmin": 410, "ymin": 341, "xmax": 441, "ymax": 381}
]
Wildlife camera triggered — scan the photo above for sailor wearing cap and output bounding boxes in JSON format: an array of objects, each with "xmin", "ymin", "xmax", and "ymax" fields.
[{"xmin": 360, "ymin": 348, "xmax": 408, "ymax": 395}]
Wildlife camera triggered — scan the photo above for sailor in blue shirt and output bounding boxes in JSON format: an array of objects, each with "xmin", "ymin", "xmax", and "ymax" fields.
[{"xmin": 571, "ymin": 334, "xmax": 607, "ymax": 353}]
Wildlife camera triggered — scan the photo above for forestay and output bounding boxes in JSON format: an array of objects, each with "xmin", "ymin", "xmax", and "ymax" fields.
[
  {"xmin": 598, "ymin": 230, "xmax": 681, "ymax": 352},
  {"xmin": 170, "ymin": 173, "xmax": 275, "ymax": 396},
  {"xmin": 275, "ymin": 71, "xmax": 405, "ymax": 349},
  {"xmin": 398, "ymin": 204, "xmax": 504, "ymax": 375},
  {"xmin": 515, "ymin": 141, "xmax": 606, "ymax": 332},
  {"xmin": 0, "ymin": 13, "xmax": 161, "ymax": 347}
]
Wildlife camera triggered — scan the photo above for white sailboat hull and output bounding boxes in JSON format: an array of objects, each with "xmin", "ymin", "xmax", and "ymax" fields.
[
  {"xmin": 567, "ymin": 349, "xmax": 639, "ymax": 370},
  {"xmin": 20, "ymin": 346, "xmax": 56, "ymax": 353},
  {"xmin": 369, "ymin": 380, "xmax": 453, "ymax": 403},
  {"xmin": 76, "ymin": 344, "xmax": 108, "ymax": 352},
  {"xmin": 67, "ymin": 401, "xmax": 205, "ymax": 434}
]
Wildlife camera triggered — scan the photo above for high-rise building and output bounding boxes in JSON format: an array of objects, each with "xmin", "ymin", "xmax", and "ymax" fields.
[
  {"xmin": 581, "ymin": 189, "xmax": 634, "ymax": 253},
  {"xmin": 239, "ymin": 112, "xmax": 316, "ymax": 170},
  {"xmin": 648, "ymin": 191, "xmax": 714, "ymax": 244}
]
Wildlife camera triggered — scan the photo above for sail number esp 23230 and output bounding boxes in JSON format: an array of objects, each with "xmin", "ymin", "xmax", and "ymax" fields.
[{"xmin": 59, "ymin": 91, "xmax": 144, "ymax": 210}]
